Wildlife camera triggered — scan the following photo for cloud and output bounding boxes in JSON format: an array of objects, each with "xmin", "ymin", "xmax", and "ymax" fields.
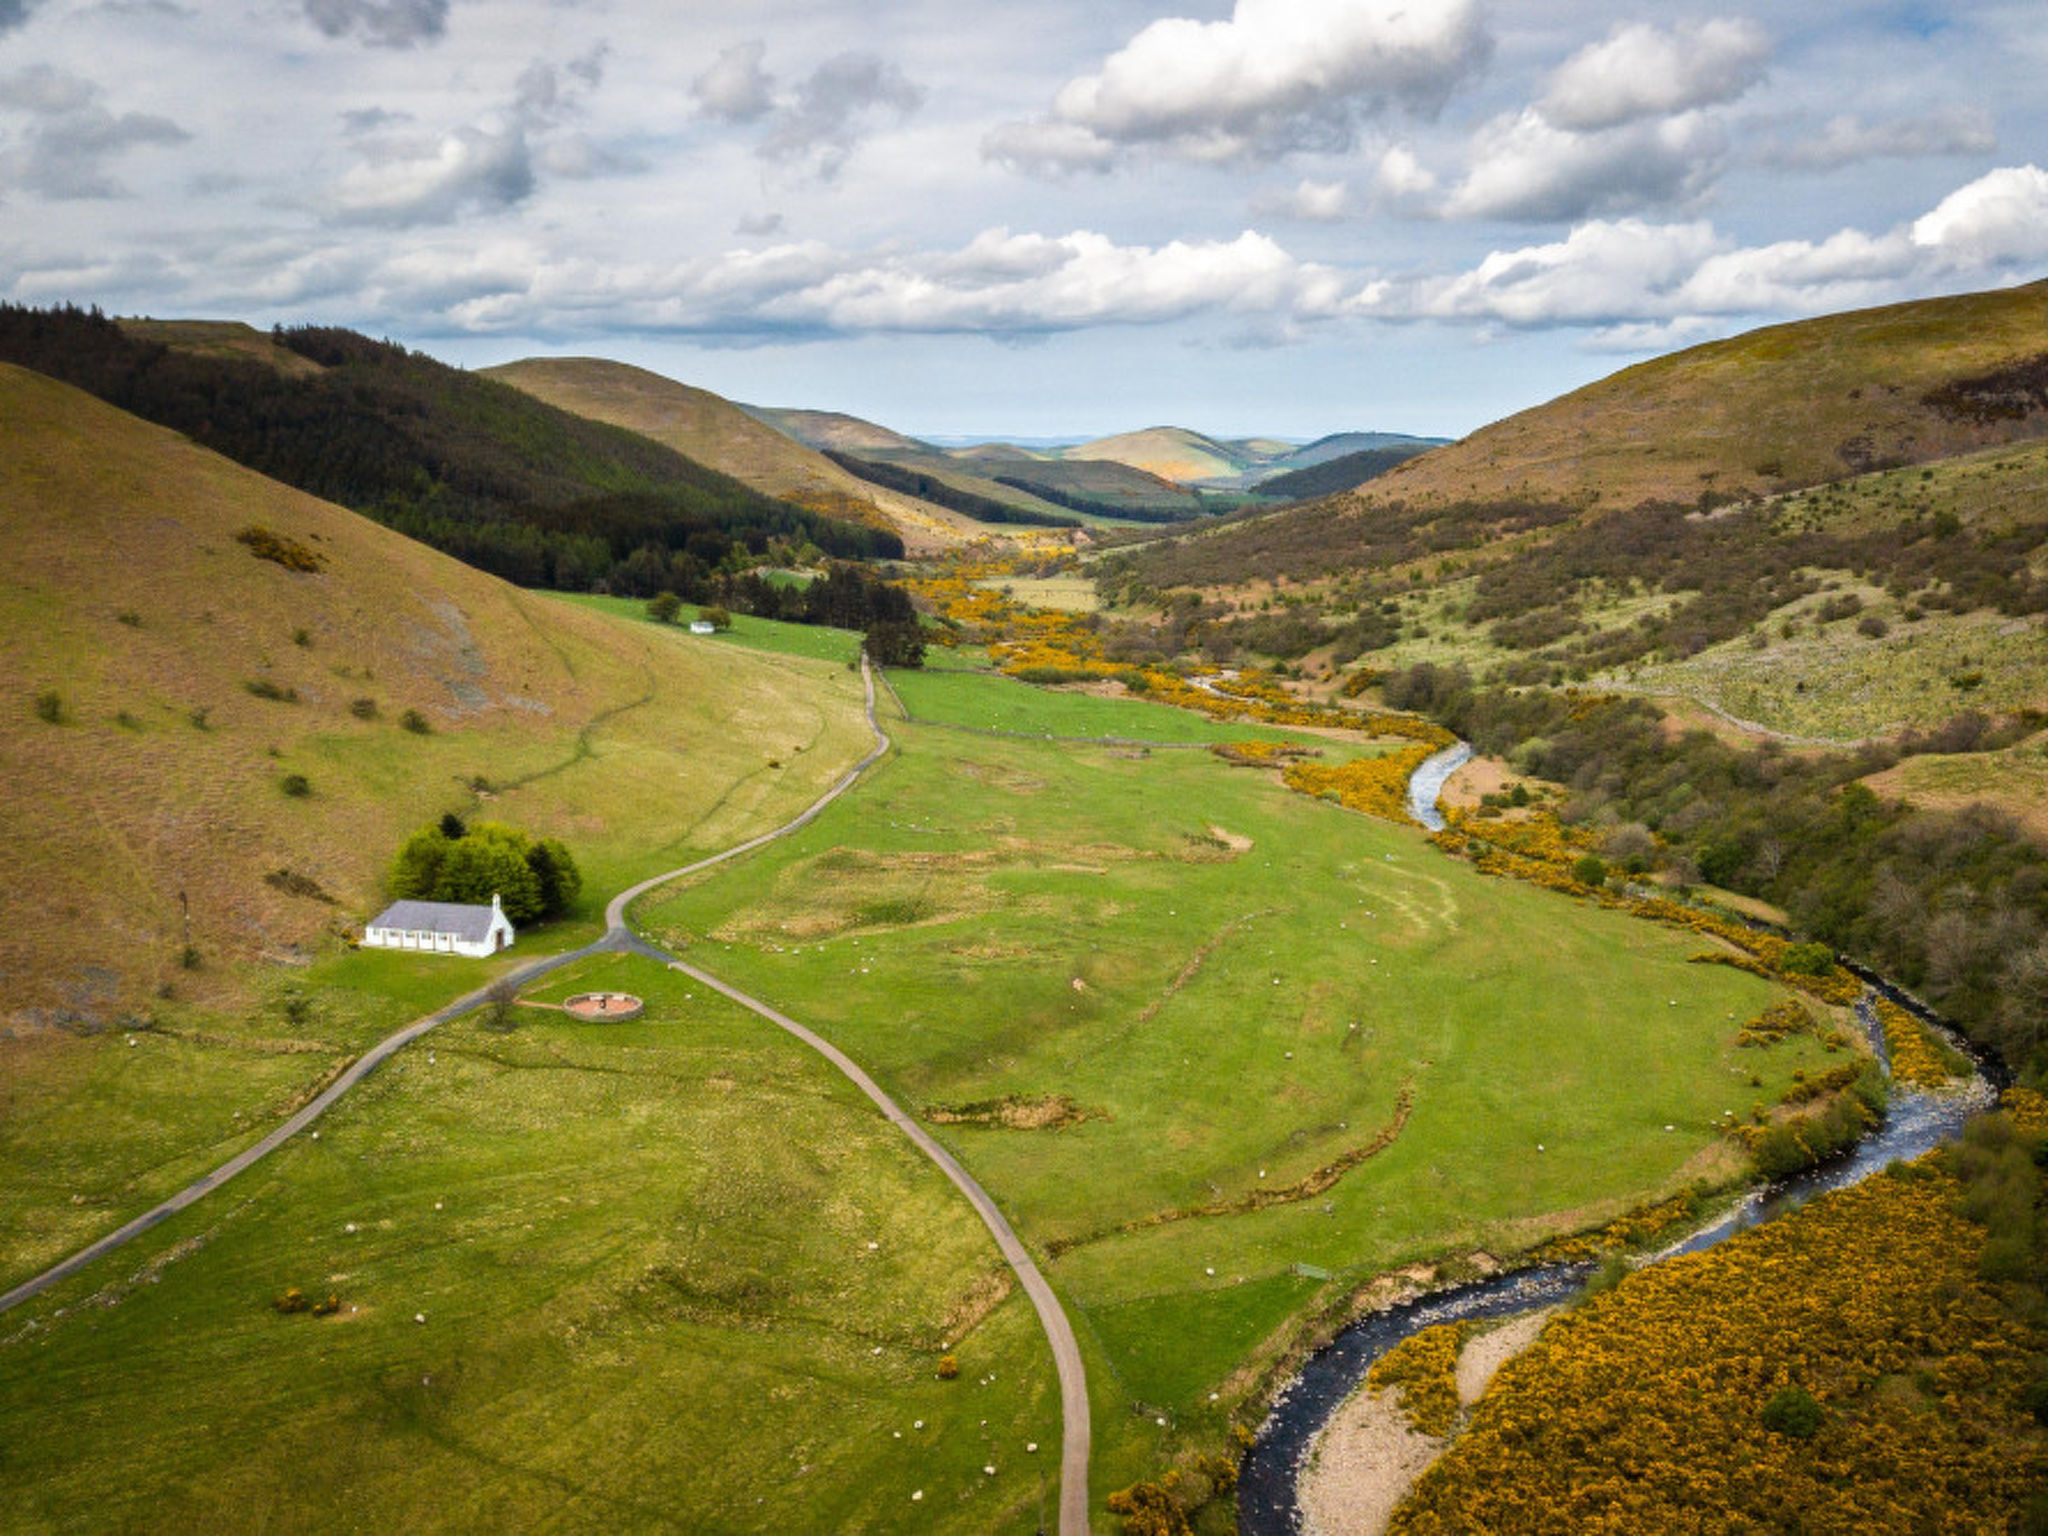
[
  {"xmin": 302, "ymin": 0, "xmax": 449, "ymax": 49},
  {"xmin": 735, "ymin": 211, "xmax": 784, "ymax": 237},
  {"xmin": 0, "ymin": 0, "xmax": 43, "ymax": 32},
  {"xmin": 1371, "ymin": 164, "xmax": 2048, "ymax": 338},
  {"xmin": 343, "ymin": 107, "xmax": 409, "ymax": 137},
  {"xmin": 329, "ymin": 46, "xmax": 615, "ymax": 224},
  {"xmin": 1445, "ymin": 108, "xmax": 1726, "ymax": 222},
  {"xmin": 1254, "ymin": 178, "xmax": 1355, "ymax": 221},
  {"xmin": 1911, "ymin": 163, "xmax": 2048, "ymax": 265},
  {"xmin": 692, "ymin": 40, "xmax": 773, "ymax": 124},
  {"xmin": 0, "ymin": 66, "xmax": 188, "ymax": 198},
  {"xmin": 1539, "ymin": 19, "xmax": 1770, "ymax": 133},
  {"xmin": 1753, "ymin": 108, "xmax": 1997, "ymax": 172},
  {"xmin": 1372, "ymin": 145, "xmax": 1438, "ymax": 211},
  {"xmin": 986, "ymin": 0, "xmax": 1490, "ymax": 171},
  {"xmin": 332, "ymin": 124, "xmax": 532, "ymax": 225},
  {"xmin": 759, "ymin": 53, "xmax": 924, "ymax": 179},
  {"xmin": 356, "ymin": 226, "xmax": 1353, "ymax": 342}
]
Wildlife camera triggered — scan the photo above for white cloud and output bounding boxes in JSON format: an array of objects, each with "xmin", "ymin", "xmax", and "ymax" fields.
[
  {"xmin": 1371, "ymin": 146, "xmax": 1437, "ymax": 209},
  {"xmin": 986, "ymin": 0, "xmax": 1489, "ymax": 171},
  {"xmin": 1911, "ymin": 164, "xmax": 2048, "ymax": 265},
  {"xmin": 1254, "ymin": 178, "xmax": 1354, "ymax": 221},
  {"xmin": 328, "ymin": 226, "xmax": 1356, "ymax": 342},
  {"xmin": 1403, "ymin": 218, "xmax": 1724, "ymax": 326},
  {"xmin": 1372, "ymin": 163, "xmax": 2048, "ymax": 338},
  {"xmin": 1753, "ymin": 108, "xmax": 1997, "ymax": 172},
  {"xmin": 691, "ymin": 40, "xmax": 773, "ymax": 125},
  {"xmin": 1445, "ymin": 108, "xmax": 1726, "ymax": 222},
  {"xmin": 1539, "ymin": 19, "xmax": 1770, "ymax": 133}
]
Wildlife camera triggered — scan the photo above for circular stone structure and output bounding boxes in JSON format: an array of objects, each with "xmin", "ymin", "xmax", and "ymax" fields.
[{"xmin": 563, "ymin": 991, "xmax": 645, "ymax": 1022}]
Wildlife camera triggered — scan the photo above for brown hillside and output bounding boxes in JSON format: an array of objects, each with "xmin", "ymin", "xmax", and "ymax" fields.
[
  {"xmin": 483, "ymin": 357, "xmax": 973, "ymax": 553},
  {"xmin": 0, "ymin": 363, "xmax": 868, "ymax": 1032},
  {"xmin": 1359, "ymin": 279, "xmax": 2048, "ymax": 509}
]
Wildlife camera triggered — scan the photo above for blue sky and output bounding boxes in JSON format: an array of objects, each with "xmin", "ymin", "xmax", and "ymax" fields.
[{"xmin": 1, "ymin": 0, "xmax": 2043, "ymax": 439}]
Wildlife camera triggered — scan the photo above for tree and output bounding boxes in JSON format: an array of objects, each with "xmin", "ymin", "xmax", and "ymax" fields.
[
  {"xmin": 436, "ymin": 834, "xmax": 544, "ymax": 924},
  {"xmin": 646, "ymin": 590, "xmax": 682, "ymax": 624},
  {"xmin": 698, "ymin": 604, "xmax": 732, "ymax": 631},
  {"xmin": 525, "ymin": 836, "xmax": 582, "ymax": 919},
  {"xmin": 390, "ymin": 826, "xmax": 454, "ymax": 899},
  {"xmin": 864, "ymin": 619, "xmax": 926, "ymax": 669}
]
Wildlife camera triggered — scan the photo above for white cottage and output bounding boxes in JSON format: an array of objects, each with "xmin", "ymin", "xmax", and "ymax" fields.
[{"xmin": 362, "ymin": 893, "xmax": 516, "ymax": 957}]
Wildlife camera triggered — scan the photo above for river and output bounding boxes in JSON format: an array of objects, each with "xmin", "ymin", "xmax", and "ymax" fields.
[{"xmin": 1237, "ymin": 746, "xmax": 2003, "ymax": 1535}]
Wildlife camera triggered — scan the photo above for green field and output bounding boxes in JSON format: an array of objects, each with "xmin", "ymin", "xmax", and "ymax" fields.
[
  {"xmin": 632, "ymin": 687, "xmax": 1827, "ymax": 1495},
  {"xmin": 551, "ymin": 591, "xmax": 864, "ymax": 664},
  {"xmin": 0, "ymin": 959, "xmax": 1056, "ymax": 1533},
  {"xmin": 885, "ymin": 666, "xmax": 1360, "ymax": 749}
]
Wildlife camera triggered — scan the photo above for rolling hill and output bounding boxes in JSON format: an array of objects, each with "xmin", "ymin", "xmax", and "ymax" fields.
[
  {"xmin": 0, "ymin": 307, "xmax": 902, "ymax": 594},
  {"xmin": 1357, "ymin": 278, "xmax": 2048, "ymax": 510},
  {"xmin": 482, "ymin": 357, "xmax": 980, "ymax": 552},
  {"xmin": 1066, "ymin": 425, "xmax": 1250, "ymax": 484},
  {"xmin": 740, "ymin": 402, "xmax": 932, "ymax": 455},
  {"xmin": 0, "ymin": 362, "xmax": 872, "ymax": 1033}
]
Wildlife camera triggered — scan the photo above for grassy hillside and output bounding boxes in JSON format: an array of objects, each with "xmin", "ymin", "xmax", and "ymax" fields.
[
  {"xmin": 1068, "ymin": 425, "xmax": 1247, "ymax": 485},
  {"xmin": 0, "ymin": 362, "xmax": 875, "ymax": 1030},
  {"xmin": 483, "ymin": 356, "xmax": 978, "ymax": 553},
  {"xmin": 743, "ymin": 402, "xmax": 932, "ymax": 455},
  {"xmin": 1360, "ymin": 278, "xmax": 2048, "ymax": 511},
  {"xmin": 0, "ymin": 306, "xmax": 901, "ymax": 594}
]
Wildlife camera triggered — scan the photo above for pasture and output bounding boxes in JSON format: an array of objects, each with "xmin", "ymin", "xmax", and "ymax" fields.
[{"xmin": 0, "ymin": 959, "xmax": 1057, "ymax": 1534}]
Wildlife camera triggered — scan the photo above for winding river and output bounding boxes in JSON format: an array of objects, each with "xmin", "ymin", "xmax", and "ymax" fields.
[{"xmin": 1237, "ymin": 744, "xmax": 2004, "ymax": 1535}]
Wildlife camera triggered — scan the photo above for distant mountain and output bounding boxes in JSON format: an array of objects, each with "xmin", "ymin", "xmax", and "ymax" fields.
[
  {"xmin": 484, "ymin": 358, "xmax": 976, "ymax": 552},
  {"xmin": 741, "ymin": 404, "xmax": 932, "ymax": 456},
  {"xmin": 1276, "ymin": 432, "xmax": 1449, "ymax": 472},
  {"xmin": 1059, "ymin": 425, "xmax": 1448, "ymax": 490},
  {"xmin": 1065, "ymin": 426, "xmax": 1247, "ymax": 485},
  {"xmin": 1255, "ymin": 443, "xmax": 1438, "ymax": 502}
]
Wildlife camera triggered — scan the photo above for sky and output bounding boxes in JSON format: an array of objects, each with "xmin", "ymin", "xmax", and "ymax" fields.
[{"xmin": 1, "ymin": 1, "xmax": 2044, "ymax": 440}]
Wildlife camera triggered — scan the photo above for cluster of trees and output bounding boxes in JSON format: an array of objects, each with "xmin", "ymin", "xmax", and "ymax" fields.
[
  {"xmin": 1252, "ymin": 443, "xmax": 1431, "ymax": 503},
  {"xmin": 645, "ymin": 563, "xmax": 923, "ymax": 655},
  {"xmin": 989, "ymin": 472, "xmax": 1203, "ymax": 523},
  {"xmin": 822, "ymin": 450, "xmax": 1078, "ymax": 529},
  {"xmin": 389, "ymin": 815, "xmax": 581, "ymax": 927},
  {"xmin": 1382, "ymin": 661, "xmax": 2048, "ymax": 1073},
  {"xmin": 0, "ymin": 305, "xmax": 901, "ymax": 594}
]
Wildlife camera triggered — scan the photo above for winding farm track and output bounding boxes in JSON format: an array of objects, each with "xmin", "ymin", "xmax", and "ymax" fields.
[{"xmin": 0, "ymin": 657, "xmax": 1096, "ymax": 1535}]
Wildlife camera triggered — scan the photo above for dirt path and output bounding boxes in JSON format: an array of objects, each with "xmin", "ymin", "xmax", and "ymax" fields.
[{"xmin": 0, "ymin": 656, "xmax": 1096, "ymax": 1535}]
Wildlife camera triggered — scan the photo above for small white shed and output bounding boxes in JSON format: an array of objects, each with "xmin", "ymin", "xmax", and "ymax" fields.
[
  {"xmin": 363, "ymin": 893, "xmax": 515, "ymax": 957},
  {"xmin": 688, "ymin": 619, "xmax": 717, "ymax": 635}
]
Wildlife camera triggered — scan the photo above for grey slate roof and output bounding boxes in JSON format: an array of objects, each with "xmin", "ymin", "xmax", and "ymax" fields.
[{"xmin": 367, "ymin": 899, "xmax": 506, "ymax": 942}]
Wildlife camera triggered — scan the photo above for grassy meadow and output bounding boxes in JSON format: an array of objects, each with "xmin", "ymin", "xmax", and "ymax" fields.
[
  {"xmin": 0, "ymin": 368, "xmax": 877, "ymax": 1284},
  {"xmin": 632, "ymin": 680, "xmax": 1831, "ymax": 1496},
  {"xmin": 0, "ymin": 958, "xmax": 1057, "ymax": 1534}
]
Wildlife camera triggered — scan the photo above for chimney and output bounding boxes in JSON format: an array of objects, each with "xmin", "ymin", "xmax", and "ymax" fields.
[{"xmin": 491, "ymin": 892, "xmax": 502, "ymax": 914}]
